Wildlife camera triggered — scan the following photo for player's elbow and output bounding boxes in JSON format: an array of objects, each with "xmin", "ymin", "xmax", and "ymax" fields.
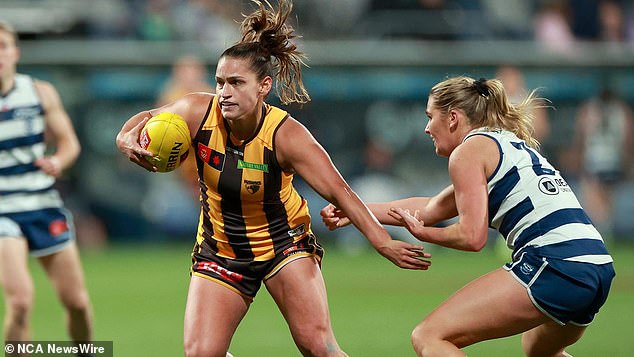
[
  {"xmin": 465, "ymin": 237, "xmax": 487, "ymax": 252},
  {"xmin": 68, "ymin": 137, "xmax": 81, "ymax": 164},
  {"xmin": 461, "ymin": 227, "xmax": 488, "ymax": 252}
]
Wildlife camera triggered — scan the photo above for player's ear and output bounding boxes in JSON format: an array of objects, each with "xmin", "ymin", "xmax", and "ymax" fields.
[
  {"xmin": 448, "ymin": 109, "xmax": 460, "ymax": 130},
  {"xmin": 259, "ymin": 76, "xmax": 272, "ymax": 96}
]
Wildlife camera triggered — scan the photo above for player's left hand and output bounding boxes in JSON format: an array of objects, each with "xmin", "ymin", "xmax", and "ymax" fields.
[
  {"xmin": 320, "ymin": 203, "xmax": 351, "ymax": 230},
  {"xmin": 34, "ymin": 156, "xmax": 62, "ymax": 177},
  {"xmin": 388, "ymin": 207, "xmax": 426, "ymax": 240}
]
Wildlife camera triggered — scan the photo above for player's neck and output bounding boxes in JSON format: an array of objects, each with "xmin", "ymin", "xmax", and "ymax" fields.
[
  {"xmin": 227, "ymin": 104, "xmax": 264, "ymax": 142},
  {"xmin": 0, "ymin": 75, "xmax": 15, "ymax": 96}
]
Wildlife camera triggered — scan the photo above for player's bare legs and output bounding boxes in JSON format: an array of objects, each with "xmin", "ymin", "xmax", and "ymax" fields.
[
  {"xmin": 0, "ymin": 237, "xmax": 33, "ymax": 341},
  {"xmin": 184, "ymin": 275, "xmax": 250, "ymax": 357},
  {"xmin": 39, "ymin": 242, "xmax": 92, "ymax": 342},
  {"xmin": 411, "ymin": 268, "xmax": 550, "ymax": 357},
  {"xmin": 521, "ymin": 321, "xmax": 585, "ymax": 357},
  {"xmin": 265, "ymin": 257, "xmax": 347, "ymax": 357}
]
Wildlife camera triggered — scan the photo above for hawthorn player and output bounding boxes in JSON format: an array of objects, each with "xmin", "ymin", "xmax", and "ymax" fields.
[{"xmin": 115, "ymin": 0, "xmax": 431, "ymax": 355}]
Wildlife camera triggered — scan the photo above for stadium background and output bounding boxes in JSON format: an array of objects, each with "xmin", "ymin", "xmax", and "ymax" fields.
[{"xmin": 1, "ymin": 0, "xmax": 633, "ymax": 355}]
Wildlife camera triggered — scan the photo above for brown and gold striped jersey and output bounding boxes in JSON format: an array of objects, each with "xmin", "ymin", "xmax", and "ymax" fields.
[{"xmin": 192, "ymin": 96, "xmax": 312, "ymax": 261}]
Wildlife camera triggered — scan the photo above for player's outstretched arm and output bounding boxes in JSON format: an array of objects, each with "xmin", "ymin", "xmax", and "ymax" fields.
[
  {"xmin": 276, "ymin": 117, "xmax": 431, "ymax": 270},
  {"xmin": 322, "ymin": 185, "xmax": 458, "ymax": 230}
]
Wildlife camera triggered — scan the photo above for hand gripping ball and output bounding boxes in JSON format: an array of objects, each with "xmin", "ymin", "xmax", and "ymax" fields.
[{"xmin": 139, "ymin": 112, "xmax": 191, "ymax": 172}]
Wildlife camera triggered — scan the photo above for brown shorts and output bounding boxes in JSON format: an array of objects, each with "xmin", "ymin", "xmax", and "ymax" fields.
[{"xmin": 190, "ymin": 234, "xmax": 324, "ymax": 300}]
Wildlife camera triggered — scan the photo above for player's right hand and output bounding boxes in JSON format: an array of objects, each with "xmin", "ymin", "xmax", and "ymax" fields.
[
  {"xmin": 116, "ymin": 116, "xmax": 157, "ymax": 172},
  {"xmin": 377, "ymin": 240, "xmax": 432, "ymax": 270},
  {"xmin": 320, "ymin": 204, "xmax": 351, "ymax": 230}
]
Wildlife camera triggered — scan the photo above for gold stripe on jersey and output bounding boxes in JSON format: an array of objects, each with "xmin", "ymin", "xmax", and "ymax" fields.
[{"xmin": 194, "ymin": 95, "xmax": 312, "ymax": 261}]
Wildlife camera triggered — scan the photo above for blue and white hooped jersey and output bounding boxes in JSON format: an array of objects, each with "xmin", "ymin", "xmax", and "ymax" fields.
[
  {"xmin": 465, "ymin": 128, "xmax": 612, "ymax": 265},
  {"xmin": 0, "ymin": 74, "xmax": 63, "ymax": 215}
]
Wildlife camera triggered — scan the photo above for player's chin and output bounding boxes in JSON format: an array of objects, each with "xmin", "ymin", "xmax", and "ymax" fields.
[{"xmin": 220, "ymin": 106, "xmax": 238, "ymax": 118}]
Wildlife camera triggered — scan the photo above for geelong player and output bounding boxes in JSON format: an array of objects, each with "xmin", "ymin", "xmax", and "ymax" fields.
[
  {"xmin": 0, "ymin": 21, "xmax": 92, "ymax": 345},
  {"xmin": 116, "ymin": 1, "xmax": 431, "ymax": 356},
  {"xmin": 322, "ymin": 76, "xmax": 615, "ymax": 357}
]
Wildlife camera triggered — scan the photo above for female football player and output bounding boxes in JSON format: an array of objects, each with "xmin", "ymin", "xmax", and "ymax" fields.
[
  {"xmin": 322, "ymin": 76, "xmax": 615, "ymax": 357},
  {"xmin": 116, "ymin": 1, "xmax": 431, "ymax": 356},
  {"xmin": 0, "ymin": 20, "xmax": 92, "ymax": 345}
]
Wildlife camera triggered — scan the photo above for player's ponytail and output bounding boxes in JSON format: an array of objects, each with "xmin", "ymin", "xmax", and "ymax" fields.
[
  {"xmin": 222, "ymin": 0, "xmax": 310, "ymax": 105},
  {"xmin": 430, "ymin": 76, "xmax": 545, "ymax": 148}
]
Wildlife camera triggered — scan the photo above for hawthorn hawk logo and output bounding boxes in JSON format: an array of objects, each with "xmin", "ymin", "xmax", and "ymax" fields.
[{"xmin": 244, "ymin": 180, "xmax": 261, "ymax": 194}]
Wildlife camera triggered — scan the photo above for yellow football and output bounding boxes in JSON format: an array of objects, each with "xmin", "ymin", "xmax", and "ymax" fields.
[{"xmin": 139, "ymin": 112, "xmax": 191, "ymax": 172}]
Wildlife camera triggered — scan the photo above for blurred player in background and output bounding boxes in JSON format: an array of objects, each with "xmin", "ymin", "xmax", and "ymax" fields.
[
  {"xmin": 0, "ymin": 21, "xmax": 92, "ymax": 346},
  {"xmin": 158, "ymin": 54, "xmax": 214, "ymax": 197},
  {"xmin": 323, "ymin": 76, "xmax": 614, "ymax": 356},
  {"xmin": 156, "ymin": 55, "xmax": 214, "ymax": 107},
  {"xmin": 116, "ymin": 1, "xmax": 431, "ymax": 356},
  {"xmin": 495, "ymin": 65, "xmax": 550, "ymax": 143},
  {"xmin": 571, "ymin": 84, "xmax": 633, "ymax": 238},
  {"xmin": 140, "ymin": 55, "xmax": 216, "ymax": 237}
]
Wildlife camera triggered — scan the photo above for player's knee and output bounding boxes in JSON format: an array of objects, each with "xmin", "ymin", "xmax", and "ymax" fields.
[
  {"xmin": 521, "ymin": 332, "xmax": 536, "ymax": 355},
  {"xmin": 62, "ymin": 290, "xmax": 91, "ymax": 315},
  {"xmin": 411, "ymin": 323, "xmax": 428, "ymax": 355},
  {"xmin": 293, "ymin": 323, "xmax": 339, "ymax": 357},
  {"xmin": 6, "ymin": 292, "xmax": 33, "ymax": 325},
  {"xmin": 184, "ymin": 338, "xmax": 228, "ymax": 357},
  {"xmin": 411, "ymin": 320, "xmax": 442, "ymax": 355}
]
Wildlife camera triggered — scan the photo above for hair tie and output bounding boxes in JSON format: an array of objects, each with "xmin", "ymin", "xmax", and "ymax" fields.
[
  {"xmin": 259, "ymin": 30, "xmax": 276, "ymax": 46},
  {"xmin": 474, "ymin": 78, "xmax": 490, "ymax": 98}
]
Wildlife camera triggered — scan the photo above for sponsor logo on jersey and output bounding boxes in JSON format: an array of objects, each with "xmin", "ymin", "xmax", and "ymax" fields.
[
  {"xmin": 197, "ymin": 143, "xmax": 225, "ymax": 171},
  {"xmin": 243, "ymin": 180, "xmax": 261, "ymax": 194},
  {"xmin": 237, "ymin": 160, "xmax": 268, "ymax": 173},
  {"xmin": 287, "ymin": 223, "xmax": 306, "ymax": 238},
  {"xmin": 538, "ymin": 177, "xmax": 559, "ymax": 195},
  {"xmin": 226, "ymin": 147, "xmax": 243, "ymax": 157},
  {"xmin": 195, "ymin": 261, "xmax": 243, "ymax": 283},
  {"xmin": 13, "ymin": 106, "xmax": 42, "ymax": 119}
]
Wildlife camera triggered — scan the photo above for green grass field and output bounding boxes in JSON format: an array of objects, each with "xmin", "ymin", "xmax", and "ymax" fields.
[{"xmin": 2, "ymin": 242, "xmax": 633, "ymax": 356}]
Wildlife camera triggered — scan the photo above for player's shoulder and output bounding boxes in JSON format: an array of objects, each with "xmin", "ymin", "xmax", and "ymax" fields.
[
  {"xmin": 32, "ymin": 78, "xmax": 57, "ymax": 95},
  {"xmin": 181, "ymin": 92, "xmax": 215, "ymax": 106},
  {"xmin": 276, "ymin": 114, "xmax": 308, "ymax": 137},
  {"xmin": 460, "ymin": 132, "xmax": 499, "ymax": 153},
  {"xmin": 31, "ymin": 78, "xmax": 63, "ymax": 108},
  {"xmin": 450, "ymin": 133, "xmax": 500, "ymax": 174}
]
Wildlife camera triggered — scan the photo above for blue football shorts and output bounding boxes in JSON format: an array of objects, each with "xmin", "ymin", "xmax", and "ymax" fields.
[
  {"xmin": 0, "ymin": 208, "xmax": 74, "ymax": 257},
  {"xmin": 505, "ymin": 250, "xmax": 615, "ymax": 326}
]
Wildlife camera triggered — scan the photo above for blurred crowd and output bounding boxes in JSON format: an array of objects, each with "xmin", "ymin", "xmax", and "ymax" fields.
[{"xmin": 8, "ymin": 0, "xmax": 634, "ymax": 46}]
